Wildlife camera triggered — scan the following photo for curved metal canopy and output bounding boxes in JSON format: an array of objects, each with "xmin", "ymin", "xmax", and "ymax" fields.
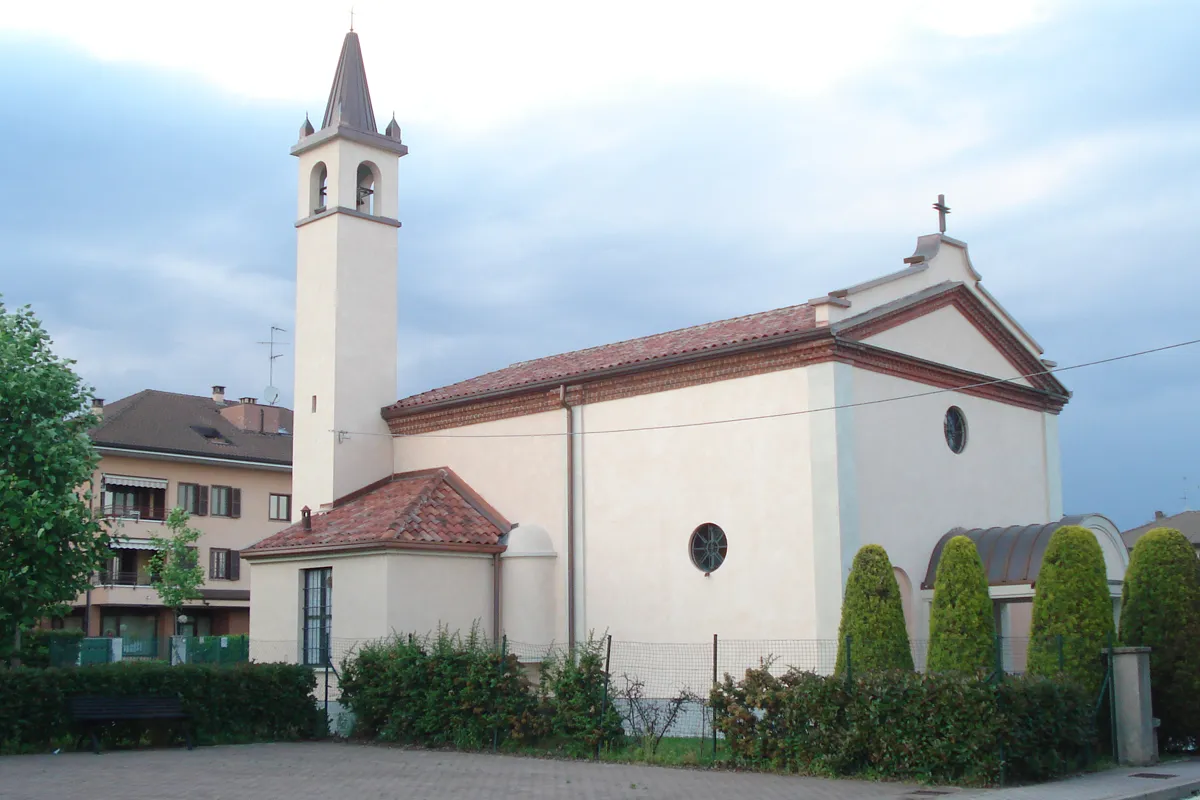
[{"xmin": 921, "ymin": 514, "xmax": 1094, "ymax": 590}]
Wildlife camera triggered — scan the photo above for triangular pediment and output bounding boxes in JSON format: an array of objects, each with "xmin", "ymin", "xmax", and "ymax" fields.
[{"xmin": 835, "ymin": 283, "xmax": 1066, "ymax": 397}]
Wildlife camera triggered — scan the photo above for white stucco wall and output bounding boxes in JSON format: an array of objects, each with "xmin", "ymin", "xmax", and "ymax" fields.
[
  {"xmin": 577, "ymin": 369, "xmax": 817, "ymax": 642},
  {"xmin": 862, "ymin": 305, "xmax": 1033, "ymax": 387},
  {"xmin": 385, "ymin": 552, "xmax": 495, "ymax": 639},
  {"xmin": 849, "ymin": 367, "xmax": 1059, "ymax": 640},
  {"xmin": 248, "ymin": 549, "xmax": 492, "ymax": 658}
]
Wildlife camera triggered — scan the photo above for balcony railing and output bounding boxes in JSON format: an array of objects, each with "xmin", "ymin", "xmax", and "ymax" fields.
[
  {"xmin": 101, "ymin": 503, "xmax": 166, "ymax": 522},
  {"xmin": 96, "ymin": 570, "xmax": 155, "ymax": 587}
]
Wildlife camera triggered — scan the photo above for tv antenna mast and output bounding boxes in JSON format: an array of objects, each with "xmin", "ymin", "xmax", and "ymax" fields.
[{"xmin": 256, "ymin": 326, "xmax": 290, "ymax": 405}]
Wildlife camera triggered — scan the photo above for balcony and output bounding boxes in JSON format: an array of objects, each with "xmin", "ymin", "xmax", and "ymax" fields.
[
  {"xmin": 96, "ymin": 569, "xmax": 155, "ymax": 588},
  {"xmin": 101, "ymin": 503, "xmax": 166, "ymax": 523}
]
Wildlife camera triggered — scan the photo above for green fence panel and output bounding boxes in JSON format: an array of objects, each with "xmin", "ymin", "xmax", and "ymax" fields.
[{"xmin": 79, "ymin": 638, "xmax": 113, "ymax": 666}]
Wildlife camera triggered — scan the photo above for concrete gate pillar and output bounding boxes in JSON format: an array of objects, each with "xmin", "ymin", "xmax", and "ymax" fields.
[{"xmin": 1111, "ymin": 646, "xmax": 1156, "ymax": 766}]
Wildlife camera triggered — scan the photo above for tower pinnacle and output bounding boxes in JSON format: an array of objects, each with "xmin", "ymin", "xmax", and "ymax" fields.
[{"xmin": 322, "ymin": 31, "xmax": 377, "ymax": 134}]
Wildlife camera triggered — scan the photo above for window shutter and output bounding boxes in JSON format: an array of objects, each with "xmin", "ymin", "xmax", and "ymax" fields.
[
  {"xmin": 209, "ymin": 548, "xmax": 218, "ymax": 579},
  {"xmin": 231, "ymin": 488, "xmax": 241, "ymax": 518},
  {"xmin": 198, "ymin": 486, "xmax": 209, "ymax": 516},
  {"xmin": 230, "ymin": 551, "xmax": 241, "ymax": 581}
]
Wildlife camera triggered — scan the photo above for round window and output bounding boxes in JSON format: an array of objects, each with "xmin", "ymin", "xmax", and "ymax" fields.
[
  {"xmin": 689, "ymin": 523, "xmax": 728, "ymax": 573},
  {"xmin": 944, "ymin": 406, "xmax": 968, "ymax": 454}
]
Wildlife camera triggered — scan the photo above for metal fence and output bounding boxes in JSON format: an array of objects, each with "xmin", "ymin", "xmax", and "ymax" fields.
[
  {"xmin": 239, "ymin": 633, "xmax": 1113, "ymax": 743},
  {"xmin": 48, "ymin": 635, "xmax": 250, "ymax": 667}
]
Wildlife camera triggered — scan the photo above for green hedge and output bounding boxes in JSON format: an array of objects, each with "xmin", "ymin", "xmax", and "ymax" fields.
[
  {"xmin": 340, "ymin": 629, "xmax": 536, "ymax": 749},
  {"xmin": 0, "ymin": 629, "xmax": 85, "ymax": 669},
  {"xmin": 0, "ymin": 661, "xmax": 318, "ymax": 754},
  {"xmin": 1119, "ymin": 527, "xmax": 1200, "ymax": 749},
  {"xmin": 711, "ymin": 666, "xmax": 1094, "ymax": 785},
  {"xmin": 340, "ymin": 629, "xmax": 623, "ymax": 755}
]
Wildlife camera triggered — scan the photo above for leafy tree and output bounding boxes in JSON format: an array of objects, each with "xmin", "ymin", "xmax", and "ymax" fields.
[
  {"xmin": 0, "ymin": 299, "xmax": 113, "ymax": 660},
  {"xmin": 1027, "ymin": 525, "xmax": 1114, "ymax": 692},
  {"xmin": 148, "ymin": 508, "xmax": 205, "ymax": 633},
  {"xmin": 835, "ymin": 544, "xmax": 913, "ymax": 674},
  {"xmin": 927, "ymin": 535, "xmax": 996, "ymax": 674},
  {"xmin": 1118, "ymin": 527, "xmax": 1200, "ymax": 748}
]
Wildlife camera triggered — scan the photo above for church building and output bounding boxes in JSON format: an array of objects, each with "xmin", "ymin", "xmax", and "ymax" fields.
[{"xmin": 243, "ymin": 32, "xmax": 1127, "ymax": 665}]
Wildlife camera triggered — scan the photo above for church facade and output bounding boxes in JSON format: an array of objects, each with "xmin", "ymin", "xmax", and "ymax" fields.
[{"xmin": 244, "ymin": 32, "xmax": 1125, "ymax": 663}]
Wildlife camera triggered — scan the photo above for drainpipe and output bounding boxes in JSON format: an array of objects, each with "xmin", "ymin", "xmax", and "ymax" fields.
[
  {"xmin": 560, "ymin": 385, "xmax": 576, "ymax": 650},
  {"xmin": 492, "ymin": 551, "xmax": 502, "ymax": 647}
]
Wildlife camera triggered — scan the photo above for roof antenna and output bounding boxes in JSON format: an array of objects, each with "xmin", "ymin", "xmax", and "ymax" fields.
[{"xmin": 256, "ymin": 326, "xmax": 290, "ymax": 406}]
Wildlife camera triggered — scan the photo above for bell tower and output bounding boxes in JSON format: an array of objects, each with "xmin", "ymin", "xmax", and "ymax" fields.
[{"xmin": 291, "ymin": 31, "xmax": 408, "ymax": 513}]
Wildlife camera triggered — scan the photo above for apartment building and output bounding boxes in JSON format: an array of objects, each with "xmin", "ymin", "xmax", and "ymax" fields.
[{"xmin": 60, "ymin": 386, "xmax": 292, "ymax": 651}]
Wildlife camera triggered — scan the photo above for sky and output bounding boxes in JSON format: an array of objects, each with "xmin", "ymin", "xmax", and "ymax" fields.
[{"xmin": 2, "ymin": 0, "xmax": 1199, "ymax": 530}]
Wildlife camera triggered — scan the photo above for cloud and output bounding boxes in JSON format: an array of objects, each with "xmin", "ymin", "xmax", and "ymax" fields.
[{"xmin": 4, "ymin": 1, "xmax": 1200, "ymax": 533}]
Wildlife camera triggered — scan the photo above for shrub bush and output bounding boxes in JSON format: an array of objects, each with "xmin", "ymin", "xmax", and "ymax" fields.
[
  {"xmin": 0, "ymin": 628, "xmax": 85, "ymax": 669},
  {"xmin": 531, "ymin": 636, "xmax": 624, "ymax": 756},
  {"xmin": 339, "ymin": 627, "xmax": 535, "ymax": 749},
  {"xmin": 834, "ymin": 545, "xmax": 913, "ymax": 673},
  {"xmin": 1027, "ymin": 526, "xmax": 1114, "ymax": 692},
  {"xmin": 711, "ymin": 665, "xmax": 1094, "ymax": 785},
  {"xmin": 1119, "ymin": 527, "xmax": 1200, "ymax": 749},
  {"xmin": 0, "ymin": 660, "xmax": 317, "ymax": 754},
  {"xmin": 927, "ymin": 536, "xmax": 996, "ymax": 675},
  {"xmin": 339, "ymin": 630, "xmax": 623, "ymax": 756}
]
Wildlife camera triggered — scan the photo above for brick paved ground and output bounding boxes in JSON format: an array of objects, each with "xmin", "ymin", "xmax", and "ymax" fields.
[
  {"xmin": 0, "ymin": 742, "xmax": 923, "ymax": 800},
  {"xmin": 5, "ymin": 742, "xmax": 1198, "ymax": 800}
]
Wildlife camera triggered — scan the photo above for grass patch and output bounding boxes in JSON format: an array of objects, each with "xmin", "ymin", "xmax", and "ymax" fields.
[{"xmin": 600, "ymin": 736, "xmax": 729, "ymax": 768}]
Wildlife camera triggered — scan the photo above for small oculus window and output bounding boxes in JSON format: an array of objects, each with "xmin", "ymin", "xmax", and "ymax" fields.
[
  {"xmin": 944, "ymin": 406, "xmax": 968, "ymax": 454},
  {"xmin": 689, "ymin": 523, "xmax": 728, "ymax": 574}
]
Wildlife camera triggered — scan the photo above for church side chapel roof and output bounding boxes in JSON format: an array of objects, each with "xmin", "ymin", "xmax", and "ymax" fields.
[
  {"xmin": 243, "ymin": 468, "xmax": 510, "ymax": 556},
  {"xmin": 387, "ymin": 302, "xmax": 819, "ymax": 410}
]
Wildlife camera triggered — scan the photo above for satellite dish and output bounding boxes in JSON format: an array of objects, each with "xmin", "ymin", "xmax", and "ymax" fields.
[{"xmin": 263, "ymin": 386, "xmax": 280, "ymax": 406}]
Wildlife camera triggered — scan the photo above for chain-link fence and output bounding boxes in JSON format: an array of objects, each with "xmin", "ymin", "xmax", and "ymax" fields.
[{"xmin": 46, "ymin": 633, "xmax": 1115, "ymax": 753}]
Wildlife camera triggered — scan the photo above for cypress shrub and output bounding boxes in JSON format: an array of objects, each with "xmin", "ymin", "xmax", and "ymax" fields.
[
  {"xmin": 927, "ymin": 536, "xmax": 996, "ymax": 674},
  {"xmin": 0, "ymin": 661, "xmax": 317, "ymax": 753},
  {"xmin": 1027, "ymin": 525, "xmax": 1114, "ymax": 692},
  {"xmin": 834, "ymin": 545, "xmax": 913, "ymax": 674},
  {"xmin": 1119, "ymin": 527, "xmax": 1200, "ymax": 749}
]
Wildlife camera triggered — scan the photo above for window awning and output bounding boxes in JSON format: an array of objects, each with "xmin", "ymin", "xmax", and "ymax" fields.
[
  {"xmin": 114, "ymin": 538, "xmax": 160, "ymax": 551},
  {"xmin": 102, "ymin": 474, "xmax": 167, "ymax": 490}
]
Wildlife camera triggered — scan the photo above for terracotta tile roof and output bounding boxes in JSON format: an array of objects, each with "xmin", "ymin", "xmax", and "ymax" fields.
[
  {"xmin": 244, "ymin": 468, "xmax": 510, "ymax": 555},
  {"xmin": 92, "ymin": 390, "xmax": 292, "ymax": 465},
  {"xmin": 388, "ymin": 302, "xmax": 818, "ymax": 411}
]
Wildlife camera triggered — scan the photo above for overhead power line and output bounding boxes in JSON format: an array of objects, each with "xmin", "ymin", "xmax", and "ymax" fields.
[{"xmin": 329, "ymin": 336, "xmax": 1200, "ymax": 441}]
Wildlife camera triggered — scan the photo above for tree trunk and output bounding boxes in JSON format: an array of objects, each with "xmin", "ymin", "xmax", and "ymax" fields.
[{"xmin": 11, "ymin": 628, "xmax": 21, "ymax": 669}]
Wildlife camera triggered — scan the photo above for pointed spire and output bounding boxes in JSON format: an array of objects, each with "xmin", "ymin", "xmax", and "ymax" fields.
[
  {"xmin": 384, "ymin": 113, "xmax": 402, "ymax": 142},
  {"xmin": 321, "ymin": 31, "xmax": 377, "ymax": 134},
  {"xmin": 299, "ymin": 112, "xmax": 315, "ymax": 140}
]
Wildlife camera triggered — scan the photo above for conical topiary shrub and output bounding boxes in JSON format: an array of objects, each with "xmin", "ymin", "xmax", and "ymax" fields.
[
  {"xmin": 834, "ymin": 544, "xmax": 913, "ymax": 674},
  {"xmin": 927, "ymin": 535, "xmax": 996, "ymax": 674},
  {"xmin": 1027, "ymin": 525, "xmax": 1114, "ymax": 692},
  {"xmin": 1119, "ymin": 527, "xmax": 1200, "ymax": 748}
]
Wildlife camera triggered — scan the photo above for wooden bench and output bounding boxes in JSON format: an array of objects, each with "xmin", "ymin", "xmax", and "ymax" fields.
[{"xmin": 68, "ymin": 696, "xmax": 193, "ymax": 754}]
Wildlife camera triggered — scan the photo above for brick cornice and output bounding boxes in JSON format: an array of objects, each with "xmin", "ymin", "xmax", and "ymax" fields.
[
  {"xmin": 838, "ymin": 283, "xmax": 1067, "ymax": 397},
  {"xmin": 835, "ymin": 341, "xmax": 1067, "ymax": 414},
  {"xmin": 387, "ymin": 333, "xmax": 1065, "ymax": 435}
]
